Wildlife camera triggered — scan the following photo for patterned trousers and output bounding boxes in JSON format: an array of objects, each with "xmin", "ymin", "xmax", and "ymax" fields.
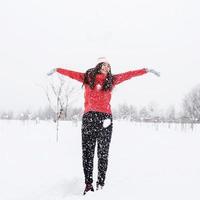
[{"xmin": 81, "ymin": 111, "xmax": 113, "ymax": 186}]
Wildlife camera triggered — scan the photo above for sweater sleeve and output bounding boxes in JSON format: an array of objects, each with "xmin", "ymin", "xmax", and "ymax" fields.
[
  {"xmin": 56, "ymin": 68, "xmax": 84, "ymax": 83},
  {"xmin": 113, "ymin": 68, "xmax": 148, "ymax": 85}
]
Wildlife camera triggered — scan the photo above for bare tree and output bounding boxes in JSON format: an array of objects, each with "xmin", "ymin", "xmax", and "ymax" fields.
[{"xmin": 43, "ymin": 75, "xmax": 81, "ymax": 142}]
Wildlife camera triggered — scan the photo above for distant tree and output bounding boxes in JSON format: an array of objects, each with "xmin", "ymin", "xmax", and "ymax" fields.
[
  {"xmin": 146, "ymin": 102, "xmax": 161, "ymax": 122},
  {"xmin": 34, "ymin": 107, "xmax": 55, "ymax": 120},
  {"xmin": 165, "ymin": 105, "xmax": 176, "ymax": 122},
  {"xmin": 182, "ymin": 84, "xmax": 200, "ymax": 123},
  {"xmin": 0, "ymin": 111, "xmax": 13, "ymax": 120},
  {"xmin": 112, "ymin": 108, "xmax": 119, "ymax": 120},
  {"xmin": 118, "ymin": 104, "xmax": 130, "ymax": 120},
  {"xmin": 67, "ymin": 107, "xmax": 82, "ymax": 121},
  {"xmin": 129, "ymin": 105, "xmax": 138, "ymax": 121},
  {"xmin": 138, "ymin": 106, "xmax": 150, "ymax": 121},
  {"xmin": 17, "ymin": 110, "xmax": 32, "ymax": 121}
]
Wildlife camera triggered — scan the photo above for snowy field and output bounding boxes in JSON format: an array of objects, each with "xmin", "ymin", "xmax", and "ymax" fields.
[{"xmin": 0, "ymin": 120, "xmax": 200, "ymax": 200}]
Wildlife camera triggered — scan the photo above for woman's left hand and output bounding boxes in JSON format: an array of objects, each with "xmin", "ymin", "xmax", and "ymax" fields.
[{"xmin": 146, "ymin": 68, "xmax": 160, "ymax": 77}]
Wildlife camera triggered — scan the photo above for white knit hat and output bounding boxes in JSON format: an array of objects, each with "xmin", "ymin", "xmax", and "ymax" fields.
[{"xmin": 96, "ymin": 57, "xmax": 109, "ymax": 65}]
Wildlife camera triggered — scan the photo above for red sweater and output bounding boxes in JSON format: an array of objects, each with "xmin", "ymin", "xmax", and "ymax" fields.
[{"xmin": 56, "ymin": 68, "xmax": 147, "ymax": 114}]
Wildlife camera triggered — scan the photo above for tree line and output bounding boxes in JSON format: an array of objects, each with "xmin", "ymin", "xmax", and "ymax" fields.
[{"xmin": 1, "ymin": 77, "xmax": 200, "ymax": 123}]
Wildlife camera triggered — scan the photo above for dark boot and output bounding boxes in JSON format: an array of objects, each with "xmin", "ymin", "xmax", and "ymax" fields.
[
  {"xmin": 83, "ymin": 184, "xmax": 94, "ymax": 195},
  {"xmin": 96, "ymin": 181, "xmax": 104, "ymax": 191}
]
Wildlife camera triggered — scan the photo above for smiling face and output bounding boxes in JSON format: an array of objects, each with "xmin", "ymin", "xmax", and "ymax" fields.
[{"xmin": 100, "ymin": 62, "xmax": 111, "ymax": 74}]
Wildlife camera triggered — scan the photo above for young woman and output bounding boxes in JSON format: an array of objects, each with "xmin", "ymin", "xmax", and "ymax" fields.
[{"xmin": 47, "ymin": 57, "xmax": 160, "ymax": 195}]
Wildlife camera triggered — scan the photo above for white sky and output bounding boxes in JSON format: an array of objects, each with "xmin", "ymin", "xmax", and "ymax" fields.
[{"xmin": 0, "ymin": 0, "xmax": 200, "ymax": 112}]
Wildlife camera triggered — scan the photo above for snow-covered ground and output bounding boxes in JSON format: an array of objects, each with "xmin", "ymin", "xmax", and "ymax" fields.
[{"xmin": 0, "ymin": 120, "xmax": 200, "ymax": 200}]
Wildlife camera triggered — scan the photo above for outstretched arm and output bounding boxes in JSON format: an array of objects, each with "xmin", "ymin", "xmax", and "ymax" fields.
[
  {"xmin": 47, "ymin": 68, "xmax": 84, "ymax": 83},
  {"xmin": 113, "ymin": 68, "xmax": 148, "ymax": 85}
]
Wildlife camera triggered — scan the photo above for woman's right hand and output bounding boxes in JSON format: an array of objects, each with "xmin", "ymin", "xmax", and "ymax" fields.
[{"xmin": 47, "ymin": 68, "xmax": 57, "ymax": 76}]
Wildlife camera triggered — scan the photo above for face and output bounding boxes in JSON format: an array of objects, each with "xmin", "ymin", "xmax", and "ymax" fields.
[{"xmin": 100, "ymin": 63, "xmax": 111, "ymax": 74}]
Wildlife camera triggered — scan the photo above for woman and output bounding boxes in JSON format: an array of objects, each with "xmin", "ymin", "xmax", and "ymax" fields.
[{"xmin": 47, "ymin": 57, "xmax": 160, "ymax": 195}]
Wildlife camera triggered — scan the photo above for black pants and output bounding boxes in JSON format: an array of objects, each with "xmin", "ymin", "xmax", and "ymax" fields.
[{"xmin": 82, "ymin": 111, "xmax": 113, "ymax": 186}]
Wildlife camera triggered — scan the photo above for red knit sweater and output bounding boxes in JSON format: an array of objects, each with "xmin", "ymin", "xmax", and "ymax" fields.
[{"xmin": 56, "ymin": 68, "xmax": 147, "ymax": 114}]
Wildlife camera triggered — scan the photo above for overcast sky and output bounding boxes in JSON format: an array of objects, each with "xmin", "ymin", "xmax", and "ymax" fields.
[{"xmin": 0, "ymin": 0, "xmax": 200, "ymax": 112}]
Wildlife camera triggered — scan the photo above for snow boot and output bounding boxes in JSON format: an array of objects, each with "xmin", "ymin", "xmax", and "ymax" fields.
[
  {"xmin": 83, "ymin": 184, "xmax": 94, "ymax": 195},
  {"xmin": 96, "ymin": 182, "xmax": 104, "ymax": 191}
]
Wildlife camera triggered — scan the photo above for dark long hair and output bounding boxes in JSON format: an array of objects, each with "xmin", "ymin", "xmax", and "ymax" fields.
[{"xmin": 82, "ymin": 62, "xmax": 114, "ymax": 91}]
